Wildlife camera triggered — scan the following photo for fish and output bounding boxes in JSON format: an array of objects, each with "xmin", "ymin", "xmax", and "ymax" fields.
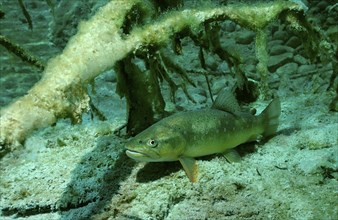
[{"xmin": 125, "ymin": 89, "xmax": 281, "ymax": 182}]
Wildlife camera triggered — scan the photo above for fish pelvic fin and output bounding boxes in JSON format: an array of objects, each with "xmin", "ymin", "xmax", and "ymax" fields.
[
  {"xmin": 259, "ymin": 97, "xmax": 281, "ymax": 137},
  {"xmin": 179, "ymin": 157, "xmax": 198, "ymax": 182},
  {"xmin": 222, "ymin": 149, "xmax": 241, "ymax": 163}
]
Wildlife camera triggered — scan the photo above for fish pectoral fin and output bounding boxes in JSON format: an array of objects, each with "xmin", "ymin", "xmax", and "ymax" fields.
[
  {"xmin": 222, "ymin": 149, "xmax": 241, "ymax": 163},
  {"xmin": 179, "ymin": 157, "xmax": 198, "ymax": 183}
]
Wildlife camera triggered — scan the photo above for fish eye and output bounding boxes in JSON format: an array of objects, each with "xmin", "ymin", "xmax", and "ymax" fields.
[{"xmin": 147, "ymin": 139, "xmax": 158, "ymax": 147}]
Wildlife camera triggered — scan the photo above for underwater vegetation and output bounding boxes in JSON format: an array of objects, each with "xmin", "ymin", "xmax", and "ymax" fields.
[{"xmin": 1, "ymin": 0, "xmax": 336, "ymax": 158}]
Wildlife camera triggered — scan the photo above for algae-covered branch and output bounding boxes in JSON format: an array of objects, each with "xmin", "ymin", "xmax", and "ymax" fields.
[{"xmin": 1, "ymin": 0, "xmax": 329, "ymax": 157}]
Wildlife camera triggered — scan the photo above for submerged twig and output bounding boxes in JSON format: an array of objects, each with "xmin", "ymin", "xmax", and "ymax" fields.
[
  {"xmin": 18, "ymin": 0, "xmax": 33, "ymax": 30},
  {"xmin": 0, "ymin": 34, "xmax": 45, "ymax": 70}
]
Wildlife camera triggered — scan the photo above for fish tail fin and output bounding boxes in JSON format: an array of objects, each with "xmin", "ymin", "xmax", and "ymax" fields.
[{"xmin": 259, "ymin": 97, "xmax": 281, "ymax": 137}]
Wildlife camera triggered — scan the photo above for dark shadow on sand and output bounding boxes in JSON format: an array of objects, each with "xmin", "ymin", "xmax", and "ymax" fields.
[
  {"xmin": 136, "ymin": 161, "xmax": 182, "ymax": 183},
  {"xmin": 58, "ymin": 135, "xmax": 136, "ymax": 220}
]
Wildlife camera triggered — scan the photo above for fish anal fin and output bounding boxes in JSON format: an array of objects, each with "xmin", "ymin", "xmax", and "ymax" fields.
[
  {"xmin": 179, "ymin": 157, "xmax": 198, "ymax": 182},
  {"xmin": 222, "ymin": 149, "xmax": 241, "ymax": 163}
]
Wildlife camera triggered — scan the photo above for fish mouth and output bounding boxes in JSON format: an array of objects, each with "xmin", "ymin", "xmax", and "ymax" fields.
[
  {"xmin": 126, "ymin": 149, "xmax": 146, "ymax": 157},
  {"xmin": 126, "ymin": 149, "xmax": 153, "ymax": 161}
]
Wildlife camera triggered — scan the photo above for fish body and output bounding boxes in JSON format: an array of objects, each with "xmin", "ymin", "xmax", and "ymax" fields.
[{"xmin": 125, "ymin": 90, "xmax": 281, "ymax": 182}]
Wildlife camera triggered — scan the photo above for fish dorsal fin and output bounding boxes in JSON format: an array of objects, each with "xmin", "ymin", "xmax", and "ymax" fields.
[
  {"xmin": 179, "ymin": 157, "xmax": 198, "ymax": 182},
  {"xmin": 212, "ymin": 89, "xmax": 241, "ymax": 114}
]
